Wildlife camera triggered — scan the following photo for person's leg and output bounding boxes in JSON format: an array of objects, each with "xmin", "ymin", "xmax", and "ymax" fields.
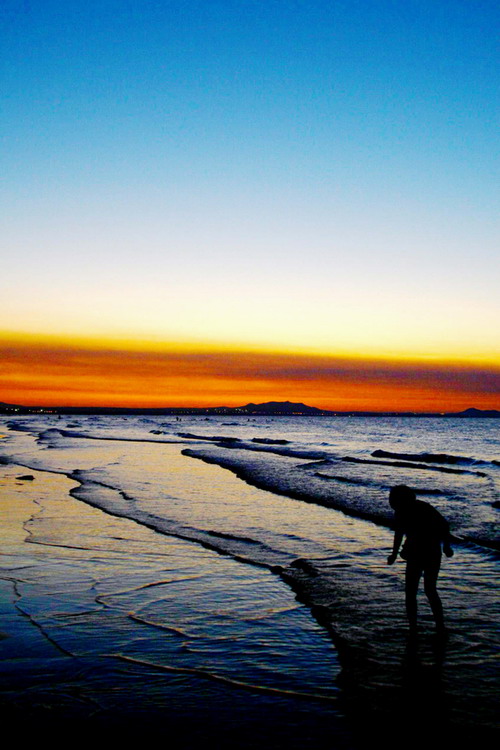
[
  {"xmin": 405, "ymin": 562, "xmax": 422, "ymax": 631},
  {"xmin": 423, "ymin": 554, "xmax": 444, "ymax": 631}
]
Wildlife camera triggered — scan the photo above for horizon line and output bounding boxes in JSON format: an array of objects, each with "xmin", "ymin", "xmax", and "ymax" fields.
[{"xmin": 1, "ymin": 400, "xmax": 497, "ymax": 416}]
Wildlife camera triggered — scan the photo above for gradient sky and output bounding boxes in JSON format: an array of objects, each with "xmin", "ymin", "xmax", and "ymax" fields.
[{"xmin": 1, "ymin": 1, "xmax": 499, "ymax": 409}]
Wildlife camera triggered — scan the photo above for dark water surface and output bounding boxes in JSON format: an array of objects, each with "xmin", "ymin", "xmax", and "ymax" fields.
[{"xmin": 0, "ymin": 415, "xmax": 498, "ymax": 744}]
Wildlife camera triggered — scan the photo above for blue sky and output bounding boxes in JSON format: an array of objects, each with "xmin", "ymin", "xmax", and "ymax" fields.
[{"xmin": 1, "ymin": 0, "xmax": 499, "ymax": 362}]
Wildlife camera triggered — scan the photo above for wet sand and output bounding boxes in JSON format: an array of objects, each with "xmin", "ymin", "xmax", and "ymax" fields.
[{"xmin": 0, "ymin": 465, "xmax": 349, "ymax": 747}]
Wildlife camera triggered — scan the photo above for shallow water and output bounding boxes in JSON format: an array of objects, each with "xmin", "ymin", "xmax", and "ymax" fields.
[
  {"xmin": 0, "ymin": 415, "xmax": 498, "ymax": 742},
  {"xmin": 0, "ymin": 465, "xmax": 346, "ymax": 746}
]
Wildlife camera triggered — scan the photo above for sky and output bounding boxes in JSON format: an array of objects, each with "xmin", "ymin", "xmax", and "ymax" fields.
[{"xmin": 1, "ymin": 0, "xmax": 499, "ymax": 410}]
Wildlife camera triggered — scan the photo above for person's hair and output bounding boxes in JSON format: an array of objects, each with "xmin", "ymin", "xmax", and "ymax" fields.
[{"xmin": 389, "ymin": 484, "xmax": 416, "ymax": 509}]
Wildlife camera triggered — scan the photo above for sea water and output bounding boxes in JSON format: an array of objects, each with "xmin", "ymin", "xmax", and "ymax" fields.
[{"xmin": 0, "ymin": 415, "xmax": 498, "ymax": 743}]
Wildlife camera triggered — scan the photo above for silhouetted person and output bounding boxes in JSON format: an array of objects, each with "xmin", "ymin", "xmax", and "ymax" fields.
[{"xmin": 387, "ymin": 485, "xmax": 453, "ymax": 634}]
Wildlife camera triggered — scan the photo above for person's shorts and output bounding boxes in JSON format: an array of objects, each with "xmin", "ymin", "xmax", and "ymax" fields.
[{"xmin": 403, "ymin": 543, "xmax": 441, "ymax": 571}]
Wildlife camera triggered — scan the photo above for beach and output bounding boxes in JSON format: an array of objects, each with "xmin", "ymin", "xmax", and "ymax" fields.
[
  {"xmin": 3, "ymin": 3, "xmax": 499, "ymax": 745},
  {"xmin": 0, "ymin": 415, "xmax": 498, "ymax": 745}
]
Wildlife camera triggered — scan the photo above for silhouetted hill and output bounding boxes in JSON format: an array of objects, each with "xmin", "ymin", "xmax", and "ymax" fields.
[
  {"xmin": 235, "ymin": 401, "xmax": 331, "ymax": 415},
  {"xmin": 451, "ymin": 407, "xmax": 500, "ymax": 418}
]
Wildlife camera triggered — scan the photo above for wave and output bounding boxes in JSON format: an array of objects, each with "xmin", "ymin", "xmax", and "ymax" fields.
[
  {"xmin": 37, "ymin": 428, "xmax": 186, "ymax": 445},
  {"xmin": 4, "ymin": 449, "xmax": 288, "ymax": 567},
  {"xmin": 5, "ymin": 420, "xmax": 35, "ymax": 432},
  {"xmin": 177, "ymin": 432, "xmax": 242, "ymax": 443},
  {"xmin": 68, "ymin": 478, "xmax": 294, "ymax": 569},
  {"xmin": 371, "ymin": 449, "xmax": 489, "ymax": 467},
  {"xmin": 181, "ymin": 446, "xmax": 397, "ymax": 527},
  {"xmin": 215, "ymin": 441, "xmax": 330, "ymax": 460},
  {"xmin": 343, "ymin": 455, "xmax": 487, "ymax": 477},
  {"xmin": 176, "ymin": 432, "xmax": 290, "ymax": 447},
  {"xmin": 229, "ymin": 444, "xmax": 329, "ymax": 460},
  {"xmin": 251, "ymin": 438, "xmax": 291, "ymax": 445},
  {"xmin": 314, "ymin": 472, "xmax": 447, "ymax": 495},
  {"xmin": 181, "ymin": 446, "xmax": 499, "ymax": 551},
  {"xmin": 108, "ymin": 654, "xmax": 338, "ymax": 703},
  {"xmin": 177, "ymin": 433, "xmax": 329, "ymax": 460},
  {"xmin": 205, "ymin": 529, "xmax": 266, "ymax": 545},
  {"xmin": 315, "ymin": 472, "xmax": 367, "ymax": 485}
]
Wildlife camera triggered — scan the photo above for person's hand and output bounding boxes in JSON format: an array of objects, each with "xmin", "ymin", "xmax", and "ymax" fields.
[
  {"xmin": 387, "ymin": 553, "xmax": 397, "ymax": 565},
  {"xmin": 444, "ymin": 545, "xmax": 454, "ymax": 558}
]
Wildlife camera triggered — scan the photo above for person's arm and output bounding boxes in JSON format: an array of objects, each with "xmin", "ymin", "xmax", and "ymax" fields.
[
  {"xmin": 387, "ymin": 529, "xmax": 403, "ymax": 565},
  {"xmin": 437, "ymin": 510, "xmax": 454, "ymax": 557},
  {"xmin": 442, "ymin": 520, "xmax": 454, "ymax": 557}
]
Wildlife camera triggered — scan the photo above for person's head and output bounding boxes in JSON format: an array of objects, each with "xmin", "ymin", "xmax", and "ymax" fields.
[{"xmin": 389, "ymin": 484, "xmax": 416, "ymax": 511}]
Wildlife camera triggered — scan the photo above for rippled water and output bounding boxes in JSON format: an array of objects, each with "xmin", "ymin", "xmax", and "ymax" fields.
[{"xmin": 0, "ymin": 414, "xmax": 498, "ymax": 743}]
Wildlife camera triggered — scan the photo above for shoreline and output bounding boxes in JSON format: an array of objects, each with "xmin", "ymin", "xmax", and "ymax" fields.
[
  {"xmin": 0, "ymin": 462, "xmax": 350, "ymax": 747},
  {"xmin": 1, "ymin": 420, "xmax": 498, "ymax": 742}
]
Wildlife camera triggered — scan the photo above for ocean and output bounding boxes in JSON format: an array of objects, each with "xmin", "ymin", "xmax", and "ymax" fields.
[{"xmin": 0, "ymin": 414, "xmax": 498, "ymax": 745}]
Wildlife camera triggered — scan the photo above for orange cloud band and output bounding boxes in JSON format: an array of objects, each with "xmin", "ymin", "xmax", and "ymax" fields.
[{"xmin": 1, "ymin": 339, "xmax": 499, "ymax": 411}]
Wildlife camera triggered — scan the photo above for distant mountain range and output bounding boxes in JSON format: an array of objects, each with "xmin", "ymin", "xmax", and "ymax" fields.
[{"xmin": 0, "ymin": 400, "xmax": 499, "ymax": 417}]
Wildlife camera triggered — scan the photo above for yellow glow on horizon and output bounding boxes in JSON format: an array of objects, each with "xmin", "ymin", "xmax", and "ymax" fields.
[
  {"xmin": 1, "ymin": 327, "xmax": 499, "ymax": 368},
  {"xmin": 2, "ymin": 258, "xmax": 499, "ymax": 369}
]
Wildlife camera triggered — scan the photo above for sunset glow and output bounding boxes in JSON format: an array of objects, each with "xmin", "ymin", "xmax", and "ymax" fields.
[
  {"xmin": 1, "ymin": 2, "xmax": 498, "ymax": 412},
  {"xmin": 2, "ymin": 333, "xmax": 499, "ymax": 412}
]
